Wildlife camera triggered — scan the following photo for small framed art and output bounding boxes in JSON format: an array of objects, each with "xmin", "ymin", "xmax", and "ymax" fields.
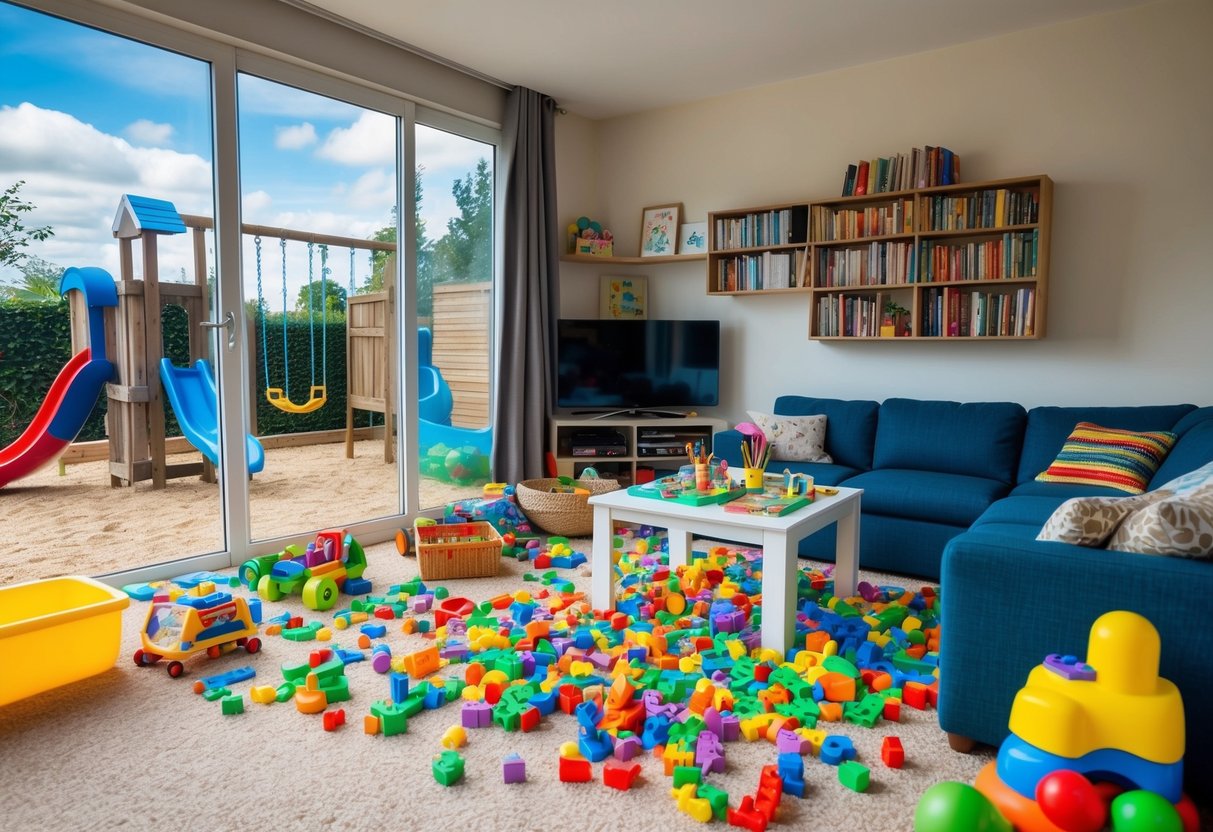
[
  {"xmin": 678, "ymin": 221, "xmax": 708, "ymax": 255},
  {"xmin": 599, "ymin": 275, "xmax": 647, "ymax": 319},
  {"xmin": 639, "ymin": 203, "xmax": 681, "ymax": 257}
]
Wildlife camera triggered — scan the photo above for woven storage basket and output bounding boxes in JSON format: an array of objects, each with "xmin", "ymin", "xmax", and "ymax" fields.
[
  {"xmin": 414, "ymin": 520, "xmax": 502, "ymax": 581},
  {"xmin": 515, "ymin": 476, "xmax": 620, "ymax": 537}
]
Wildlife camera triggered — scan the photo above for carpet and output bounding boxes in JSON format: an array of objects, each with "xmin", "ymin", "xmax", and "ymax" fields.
[{"xmin": 0, "ymin": 536, "xmax": 997, "ymax": 831}]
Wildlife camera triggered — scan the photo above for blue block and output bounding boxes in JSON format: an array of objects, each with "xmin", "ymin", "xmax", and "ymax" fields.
[
  {"xmin": 573, "ymin": 629, "xmax": 595, "ymax": 650},
  {"xmin": 390, "ymin": 672, "xmax": 409, "ymax": 703},
  {"xmin": 641, "ymin": 715, "xmax": 671, "ymax": 749},
  {"xmin": 247, "ymin": 597, "xmax": 263, "ymax": 625},
  {"xmin": 359, "ymin": 623, "xmax": 387, "ymax": 639},
  {"xmin": 820, "ymin": 735, "xmax": 856, "ymax": 765},
  {"xmin": 122, "ymin": 583, "xmax": 158, "ymax": 601},
  {"xmin": 266, "ymin": 611, "xmax": 291, "ymax": 626},
  {"xmin": 177, "ymin": 590, "xmax": 232, "ymax": 609},
  {"xmin": 579, "ymin": 732, "xmax": 613, "ymax": 762},
  {"xmin": 198, "ymin": 665, "xmax": 256, "ymax": 691},
  {"xmin": 424, "ymin": 684, "xmax": 446, "ymax": 710},
  {"xmin": 528, "ymin": 688, "xmax": 558, "ymax": 716},
  {"xmin": 344, "ymin": 577, "xmax": 373, "ymax": 595},
  {"xmin": 781, "ymin": 775, "xmax": 807, "ymax": 798}
]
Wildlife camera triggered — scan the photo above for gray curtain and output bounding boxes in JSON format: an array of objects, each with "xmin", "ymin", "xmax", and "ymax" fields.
[{"xmin": 492, "ymin": 87, "xmax": 559, "ymax": 482}]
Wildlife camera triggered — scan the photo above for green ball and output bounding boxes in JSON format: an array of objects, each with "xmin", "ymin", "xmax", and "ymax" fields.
[
  {"xmin": 1110, "ymin": 791, "xmax": 1182, "ymax": 832},
  {"xmin": 576, "ymin": 216, "xmax": 590, "ymax": 230},
  {"xmin": 914, "ymin": 782, "xmax": 1012, "ymax": 832},
  {"xmin": 588, "ymin": 220, "xmax": 602, "ymax": 233}
]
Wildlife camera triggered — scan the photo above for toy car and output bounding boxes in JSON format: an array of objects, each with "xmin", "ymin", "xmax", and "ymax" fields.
[
  {"xmin": 134, "ymin": 588, "xmax": 261, "ymax": 678},
  {"xmin": 240, "ymin": 529, "xmax": 368, "ymax": 611}
]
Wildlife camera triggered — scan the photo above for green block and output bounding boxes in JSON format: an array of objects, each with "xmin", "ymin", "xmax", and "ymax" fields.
[
  {"xmin": 731, "ymin": 696, "xmax": 766, "ymax": 719},
  {"xmin": 822, "ymin": 655, "xmax": 860, "ymax": 678},
  {"xmin": 275, "ymin": 682, "xmax": 296, "ymax": 703},
  {"xmin": 493, "ymin": 655, "xmax": 523, "ymax": 680},
  {"xmin": 220, "ymin": 694, "xmax": 244, "ymax": 715},
  {"xmin": 843, "ymin": 694, "xmax": 885, "ymax": 728},
  {"xmin": 318, "ymin": 675, "xmax": 350, "ymax": 703},
  {"xmin": 311, "ymin": 658, "xmax": 346, "ymax": 681},
  {"xmin": 282, "ymin": 624, "xmax": 320, "ymax": 642},
  {"xmin": 698, "ymin": 784, "xmax": 730, "ymax": 820},
  {"xmin": 839, "ymin": 760, "xmax": 870, "ymax": 792},
  {"xmin": 281, "ymin": 661, "xmax": 311, "ymax": 683},
  {"xmin": 434, "ymin": 586, "xmax": 449, "ymax": 600},
  {"xmin": 672, "ymin": 765, "xmax": 701, "ymax": 788},
  {"xmin": 493, "ymin": 707, "xmax": 520, "ymax": 732},
  {"xmin": 203, "ymin": 686, "xmax": 231, "ymax": 702},
  {"xmin": 444, "ymin": 680, "xmax": 465, "ymax": 702},
  {"xmin": 432, "ymin": 750, "xmax": 465, "ymax": 786},
  {"xmin": 371, "ymin": 700, "xmax": 409, "ymax": 736}
]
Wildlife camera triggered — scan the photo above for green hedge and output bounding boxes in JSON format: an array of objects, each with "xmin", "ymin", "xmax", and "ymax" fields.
[{"xmin": 0, "ymin": 302, "xmax": 375, "ymax": 449}]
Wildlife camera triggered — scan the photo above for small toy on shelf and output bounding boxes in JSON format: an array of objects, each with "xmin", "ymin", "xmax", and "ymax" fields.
[
  {"xmin": 134, "ymin": 582, "xmax": 261, "ymax": 678},
  {"xmin": 567, "ymin": 215, "xmax": 614, "ymax": 257}
]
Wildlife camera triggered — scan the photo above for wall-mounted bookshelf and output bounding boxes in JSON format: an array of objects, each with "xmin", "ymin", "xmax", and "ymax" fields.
[{"xmin": 560, "ymin": 253, "xmax": 705, "ymax": 265}]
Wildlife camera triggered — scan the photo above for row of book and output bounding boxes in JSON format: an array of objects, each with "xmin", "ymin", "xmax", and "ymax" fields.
[
  {"xmin": 924, "ymin": 188, "xmax": 1039, "ymax": 231},
  {"xmin": 840, "ymin": 146, "xmax": 959, "ymax": 196},
  {"xmin": 814, "ymin": 291, "xmax": 894, "ymax": 338},
  {"xmin": 919, "ymin": 231, "xmax": 1039, "ymax": 283},
  {"xmin": 714, "ymin": 249, "xmax": 807, "ymax": 292},
  {"xmin": 815, "ymin": 241, "xmax": 915, "ymax": 288},
  {"xmin": 810, "ymin": 198, "xmax": 914, "ymax": 241},
  {"xmin": 920, "ymin": 286, "xmax": 1036, "ymax": 337},
  {"xmin": 713, "ymin": 206, "xmax": 808, "ymax": 250}
]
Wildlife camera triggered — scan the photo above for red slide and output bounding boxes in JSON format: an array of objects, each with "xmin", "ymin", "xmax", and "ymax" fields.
[{"xmin": 0, "ymin": 349, "xmax": 106, "ymax": 488}]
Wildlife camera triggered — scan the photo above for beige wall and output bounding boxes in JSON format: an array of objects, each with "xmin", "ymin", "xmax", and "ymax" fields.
[{"xmin": 557, "ymin": 0, "xmax": 1213, "ymax": 421}]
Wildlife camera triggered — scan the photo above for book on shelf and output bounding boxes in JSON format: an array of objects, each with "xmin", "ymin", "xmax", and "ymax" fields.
[
  {"xmin": 841, "ymin": 146, "xmax": 960, "ymax": 196},
  {"xmin": 854, "ymin": 161, "xmax": 869, "ymax": 195}
]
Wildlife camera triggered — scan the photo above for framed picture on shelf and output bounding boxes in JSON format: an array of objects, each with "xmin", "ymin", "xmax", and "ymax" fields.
[
  {"xmin": 599, "ymin": 275, "xmax": 647, "ymax": 319},
  {"xmin": 639, "ymin": 203, "xmax": 681, "ymax": 257},
  {"xmin": 678, "ymin": 221, "xmax": 708, "ymax": 255}
]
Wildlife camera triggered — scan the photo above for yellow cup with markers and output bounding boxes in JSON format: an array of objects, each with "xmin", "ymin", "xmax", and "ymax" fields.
[{"xmin": 743, "ymin": 468, "xmax": 765, "ymax": 492}]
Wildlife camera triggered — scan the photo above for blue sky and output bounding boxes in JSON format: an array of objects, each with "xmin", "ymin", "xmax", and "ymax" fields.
[{"xmin": 0, "ymin": 1, "xmax": 491, "ymax": 299}]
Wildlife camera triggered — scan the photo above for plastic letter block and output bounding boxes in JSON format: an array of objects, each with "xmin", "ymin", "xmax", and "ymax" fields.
[
  {"xmin": 220, "ymin": 694, "xmax": 244, "ymax": 715},
  {"xmin": 819, "ymin": 734, "xmax": 856, "ymax": 765},
  {"xmin": 838, "ymin": 760, "xmax": 870, "ymax": 792},
  {"xmin": 502, "ymin": 753, "xmax": 526, "ymax": 784},
  {"xmin": 432, "ymin": 750, "xmax": 465, "ymax": 786},
  {"xmin": 672, "ymin": 765, "xmax": 701, "ymax": 789},
  {"xmin": 602, "ymin": 759, "xmax": 642, "ymax": 791},
  {"xmin": 558, "ymin": 754, "xmax": 593, "ymax": 783},
  {"xmin": 881, "ymin": 736, "xmax": 904, "ymax": 768},
  {"xmin": 323, "ymin": 708, "xmax": 346, "ymax": 731}
]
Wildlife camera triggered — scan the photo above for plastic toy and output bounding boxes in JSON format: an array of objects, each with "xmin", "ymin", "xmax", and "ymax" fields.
[
  {"xmin": 134, "ymin": 585, "xmax": 261, "ymax": 678},
  {"xmin": 240, "ymin": 529, "xmax": 369, "ymax": 611}
]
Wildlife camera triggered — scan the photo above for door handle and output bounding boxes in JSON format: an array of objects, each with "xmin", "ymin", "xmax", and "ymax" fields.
[{"xmin": 200, "ymin": 311, "xmax": 236, "ymax": 350}]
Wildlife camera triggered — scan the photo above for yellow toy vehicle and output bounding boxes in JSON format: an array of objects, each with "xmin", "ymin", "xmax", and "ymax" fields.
[{"xmin": 134, "ymin": 586, "xmax": 261, "ymax": 678}]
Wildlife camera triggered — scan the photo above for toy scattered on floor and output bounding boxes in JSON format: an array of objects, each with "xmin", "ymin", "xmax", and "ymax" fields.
[
  {"xmin": 443, "ymin": 484, "xmax": 534, "ymax": 538},
  {"xmin": 915, "ymin": 610, "xmax": 1198, "ymax": 832},
  {"xmin": 419, "ymin": 442, "xmax": 489, "ymax": 485},
  {"xmin": 134, "ymin": 581, "xmax": 261, "ymax": 678},
  {"xmin": 241, "ymin": 529, "xmax": 369, "ymax": 611}
]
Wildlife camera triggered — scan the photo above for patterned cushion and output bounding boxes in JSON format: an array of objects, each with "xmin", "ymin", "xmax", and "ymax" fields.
[
  {"xmin": 1035, "ymin": 422, "xmax": 1177, "ymax": 494},
  {"xmin": 1037, "ymin": 491, "xmax": 1170, "ymax": 546},
  {"xmin": 1153, "ymin": 460, "xmax": 1213, "ymax": 495},
  {"xmin": 1106, "ymin": 483, "xmax": 1213, "ymax": 557},
  {"xmin": 745, "ymin": 411, "xmax": 833, "ymax": 464}
]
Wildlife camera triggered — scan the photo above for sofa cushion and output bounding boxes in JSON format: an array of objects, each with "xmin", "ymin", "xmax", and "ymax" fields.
[
  {"xmin": 745, "ymin": 411, "xmax": 832, "ymax": 463},
  {"xmin": 1009, "ymin": 480, "xmax": 1134, "ymax": 500},
  {"xmin": 1106, "ymin": 482, "xmax": 1213, "ymax": 558},
  {"xmin": 872, "ymin": 398, "xmax": 1026, "ymax": 482},
  {"xmin": 1037, "ymin": 491, "xmax": 1169, "ymax": 546},
  {"xmin": 773, "ymin": 396, "xmax": 879, "ymax": 470},
  {"xmin": 1035, "ymin": 422, "xmax": 1177, "ymax": 495},
  {"xmin": 1016, "ymin": 405, "xmax": 1194, "ymax": 485},
  {"xmin": 842, "ymin": 468, "xmax": 1010, "ymax": 527},
  {"xmin": 972, "ymin": 496, "xmax": 1070, "ymax": 530},
  {"xmin": 1152, "ymin": 417, "xmax": 1213, "ymax": 487}
]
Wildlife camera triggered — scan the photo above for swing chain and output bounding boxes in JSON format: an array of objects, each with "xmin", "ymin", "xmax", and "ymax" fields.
[{"xmin": 255, "ymin": 236, "xmax": 269, "ymax": 388}]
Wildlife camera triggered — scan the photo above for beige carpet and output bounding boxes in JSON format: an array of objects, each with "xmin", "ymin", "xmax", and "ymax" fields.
[{"xmin": 0, "ymin": 539, "xmax": 997, "ymax": 831}]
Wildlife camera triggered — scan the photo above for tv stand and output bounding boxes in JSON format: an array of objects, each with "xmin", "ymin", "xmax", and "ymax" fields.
[
  {"xmin": 574, "ymin": 408, "xmax": 692, "ymax": 420},
  {"xmin": 550, "ymin": 414, "xmax": 727, "ymax": 487}
]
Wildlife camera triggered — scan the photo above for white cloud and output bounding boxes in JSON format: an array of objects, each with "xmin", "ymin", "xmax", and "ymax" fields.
[
  {"xmin": 275, "ymin": 122, "xmax": 317, "ymax": 150},
  {"xmin": 317, "ymin": 111, "xmax": 395, "ymax": 166},
  {"xmin": 242, "ymin": 190, "xmax": 273, "ymax": 217},
  {"xmin": 123, "ymin": 119, "xmax": 174, "ymax": 147},
  {"xmin": 416, "ymin": 124, "xmax": 492, "ymax": 174},
  {"xmin": 345, "ymin": 168, "xmax": 396, "ymax": 212}
]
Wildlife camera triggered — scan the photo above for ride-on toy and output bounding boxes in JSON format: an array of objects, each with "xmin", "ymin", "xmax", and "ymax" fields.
[
  {"xmin": 134, "ymin": 585, "xmax": 261, "ymax": 678},
  {"xmin": 241, "ymin": 529, "xmax": 368, "ymax": 611}
]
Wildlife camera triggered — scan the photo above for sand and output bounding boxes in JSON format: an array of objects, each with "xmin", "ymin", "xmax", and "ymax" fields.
[{"xmin": 0, "ymin": 440, "xmax": 475, "ymax": 584}]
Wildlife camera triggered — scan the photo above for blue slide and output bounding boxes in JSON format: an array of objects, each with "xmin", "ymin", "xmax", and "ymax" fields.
[{"xmin": 159, "ymin": 358, "xmax": 265, "ymax": 474}]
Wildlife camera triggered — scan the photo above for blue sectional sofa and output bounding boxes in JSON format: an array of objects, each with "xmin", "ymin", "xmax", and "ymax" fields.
[{"xmin": 714, "ymin": 397, "xmax": 1213, "ymax": 790}]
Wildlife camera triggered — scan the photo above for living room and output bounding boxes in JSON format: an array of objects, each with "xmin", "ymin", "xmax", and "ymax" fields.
[{"xmin": 1, "ymin": 0, "xmax": 1210, "ymax": 829}]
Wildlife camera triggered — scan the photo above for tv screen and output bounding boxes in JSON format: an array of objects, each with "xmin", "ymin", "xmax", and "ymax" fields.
[{"xmin": 556, "ymin": 319, "xmax": 720, "ymax": 413}]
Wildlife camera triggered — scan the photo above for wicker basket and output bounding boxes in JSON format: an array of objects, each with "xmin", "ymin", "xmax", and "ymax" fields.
[
  {"xmin": 414, "ymin": 520, "xmax": 502, "ymax": 581},
  {"xmin": 514, "ymin": 476, "xmax": 620, "ymax": 537}
]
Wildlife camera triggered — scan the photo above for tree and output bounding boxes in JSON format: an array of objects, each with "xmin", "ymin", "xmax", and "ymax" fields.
[
  {"xmin": 431, "ymin": 158, "xmax": 492, "ymax": 286},
  {"xmin": 0, "ymin": 180, "xmax": 54, "ymax": 270},
  {"xmin": 295, "ymin": 278, "xmax": 347, "ymax": 315},
  {"xmin": 361, "ymin": 166, "xmax": 435, "ymax": 316},
  {"xmin": 0, "ymin": 256, "xmax": 63, "ymax": 302}
]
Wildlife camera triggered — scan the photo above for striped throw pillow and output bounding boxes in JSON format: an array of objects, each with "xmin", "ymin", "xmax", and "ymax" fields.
[{"xmin": 1035, "ymin": 422, "xmax": 1177, "ymax": 494}]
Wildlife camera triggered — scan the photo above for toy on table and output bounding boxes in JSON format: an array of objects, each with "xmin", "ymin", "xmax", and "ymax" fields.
[
  {"xmin": 914, "ymin": 610, "xmax": 1198, "ymax": 832},
  {"xmin": 627, "ymin": 459, "xmax": 743, "ymax": 506},
  {"xmin": 240, "ymin": 529, "xmax": 369, "ymax": 612},
  {"xmin": 134, "ymin": 582, "xmax": 260, "ymax": 678}
]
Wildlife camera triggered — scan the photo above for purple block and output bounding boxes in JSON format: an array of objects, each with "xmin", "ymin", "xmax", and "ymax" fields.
[
  {"xmin": 613, "ymin": 735, "xmax": 641, "ymax": 761},
  {"xmin": 502, "ymin": 753, "xmax": 526, "ymax": 784},
  {"xmin": 517, "ymin": 651, "xmax": 536, "ymax": 677},
  {"xmin": 462, "ymin": 700, "xmax": 492, "ymax": 728},
  {"xmin": 695, "ymin": 732, "xmax": 725, "ymax": 774},
  {"xmin": 587, "ymin": 652, "xmax": 614, "ymax": 670},
  {"xmin": 776, "ymin": 728, "xmax": 808, "ymax": 755},
  {"xmin": 440, "ymin": 643, "xmax": 469, "ymax": 661},
  {"xmin": 721, "ymin": 714, "xmax": 741, "ymax": 743},
  {"xmin": 551, "ymin": 637, "xmax": 573, "ymax": 656},
  {"xmin": 1044, "ymin": 653, "xmax": 1097, "ymax": 681},
  {"xmin": 446, "ymin": 618, "xmax": 467, "ymax": 636},
  {"xmin": 702, "ymin": 706, "xmax": 723, "ymax": 739}
]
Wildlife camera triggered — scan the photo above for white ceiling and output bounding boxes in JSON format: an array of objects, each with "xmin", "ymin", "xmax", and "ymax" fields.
[{"xmin": 292, "ymin": 0, "xmax": 1153, "ymax": 120}]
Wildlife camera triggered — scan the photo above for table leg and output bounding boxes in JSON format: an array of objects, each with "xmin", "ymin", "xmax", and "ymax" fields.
[
  {"xmin": 760, "ymin": 530, "xmax": 797, "ymax": 657},
  {"xmin": 591, "ymin": 504, "xmax": 615, "ymax": 612},
  {"xmin": 833, "ymin": 498, "xmax": 860, "ymax": 598},
  {"xmin": 667, "ymin": 526, "xmax": 693, "ymax": 569}
]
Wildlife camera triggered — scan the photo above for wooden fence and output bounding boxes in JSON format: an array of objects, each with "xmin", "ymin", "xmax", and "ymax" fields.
[{"xmin": 432, "ymin": 282, "xmax": 491, "ymax": 428}]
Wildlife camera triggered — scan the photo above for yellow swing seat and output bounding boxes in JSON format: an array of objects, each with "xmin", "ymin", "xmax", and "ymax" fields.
[{"xmin": 266, "ymin": 385, "xmax": 327, "ymax": 414}]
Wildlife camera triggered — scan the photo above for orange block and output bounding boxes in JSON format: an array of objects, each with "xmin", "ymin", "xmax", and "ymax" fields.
[
  {"xmin": 364, "ymin": 715, "xmax": 380, "ymax": 734},
  {"xmin": 816, "ymin": 672, "xmax": 856, "ymax": 702},
  {"xmin": 402, "ymin": 645, "xmax": 440, "ymax": 678},
  {"xmin": 818, "ymin": 702, "xmax": 843, "ymax": 722},
  {"xmin": 465, "ymin": 662, "xmax": 486, "ymax": 687},
  {"xmin": 805, "ymin": 630, "xmax": 832, "ymax": 652}
]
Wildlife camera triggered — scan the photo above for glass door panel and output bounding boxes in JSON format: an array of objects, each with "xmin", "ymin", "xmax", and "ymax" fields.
[
  {"xmin": 0, "ymin": 2, "xmax": 226, "ymax": 580},
  {"xmin": 236, "ymin": 73, "xmax": 400, "ymax": 541}
]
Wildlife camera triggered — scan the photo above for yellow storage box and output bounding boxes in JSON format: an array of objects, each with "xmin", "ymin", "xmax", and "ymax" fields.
[{"xmin": 0, "ymin": 575, "xmax": 130, "ymax": 706}]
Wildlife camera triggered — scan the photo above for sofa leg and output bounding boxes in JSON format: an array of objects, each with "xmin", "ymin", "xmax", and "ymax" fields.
[{"xmin": 947, "ymin": 732, "xmax": 977, "ymax": 753}]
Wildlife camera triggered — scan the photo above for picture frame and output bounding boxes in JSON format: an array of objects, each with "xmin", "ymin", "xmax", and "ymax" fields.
[
  {"xmin": 639, "ymin": 203, "xmax": 682, "ymax": 257},
  {"xmin": 678, "ymin": 221, "xmax": 708, "ymax": 255},
  {"xmin": 599, "ymin": 275, "xmax": 648, "ymax": 319}
]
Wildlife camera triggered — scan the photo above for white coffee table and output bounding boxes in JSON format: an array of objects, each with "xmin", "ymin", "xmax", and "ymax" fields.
[{"xmin": 588, "ymin": 484, "xmax": 862, "ymax": 656}]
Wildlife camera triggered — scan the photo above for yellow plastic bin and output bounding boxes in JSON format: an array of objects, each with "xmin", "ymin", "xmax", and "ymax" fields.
[{"xmin": 0, "ymin": 575, "xmax": 130, "ymax": 706}]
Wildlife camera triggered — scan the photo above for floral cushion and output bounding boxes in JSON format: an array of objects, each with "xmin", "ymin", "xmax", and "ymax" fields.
[
  {"xmin": 745, "ymin": 411, "xmax": 832, "ymax": 464},
  {"xmin": 1106, "ymin": 483, "xmax": 1213, "ymax": 557},
  {"xmin": 1035, "ymin": 422, "xmax": 1177, "ymax": 495},
  {"xmin": 1037, "ymin": 491, "xmax": 1170, "ymax": 547}
]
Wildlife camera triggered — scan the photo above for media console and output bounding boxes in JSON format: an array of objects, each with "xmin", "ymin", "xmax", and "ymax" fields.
[{"xmin": 549, "ymin": 415, "xmax": 728, "ymax": 487}]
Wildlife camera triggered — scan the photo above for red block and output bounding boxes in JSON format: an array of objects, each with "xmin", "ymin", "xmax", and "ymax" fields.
[
  {"xmin": 519, "ymin": 706, "xmax": 540, "ymax": 733},
  {"xmin": 903, "ymin": 681, "xmax": 928, "ymax": 710},
  {"xmin": 881, "ymin": 736, "xmax": 904, "ymax": 768},
  {"xmin": 483, "ymin": 682, "xmax": 504, "ymax": 705},
  {"xmin": 558, "ymin": 684, "xmax": 583, "ymax": 715},
  {"xmin": 729, "ymin": 798, "xmax": 769, "ymax": 832},
  {"xmin": 323, "ymin": 708, "xmax": 346, "ymax": 732},
  {"xmin": 559, "ymin": 755, "xmax": 592, "ymax": 783},
  {"xmin": 883, "ymin": 698, "xmax": 902, "ymax": 722},
  {"xmin": 753, "ymin": 665, "xmax": 772, "ymax": 683},
  {"xmin": 602, "ymin": 759, "xmax": 641, "ymax": 791}
]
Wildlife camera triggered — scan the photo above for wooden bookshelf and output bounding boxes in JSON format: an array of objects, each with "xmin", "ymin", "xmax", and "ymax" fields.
[
  {"xmin": 706, "ymin": 202, "xmax": 811, "ymax": 295},
  {"xmin": 560, "ymin": 253, "xmax": 705, "ymax": 265},
  {"xmin": 809, "ymin": 175, "xmax": 1052, "ymax": 340}
]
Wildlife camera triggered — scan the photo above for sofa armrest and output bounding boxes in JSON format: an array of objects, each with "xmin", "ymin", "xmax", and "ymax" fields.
[{"xmin": 939, "ymin": 530, "xmax": 1213, "ymax": 788}]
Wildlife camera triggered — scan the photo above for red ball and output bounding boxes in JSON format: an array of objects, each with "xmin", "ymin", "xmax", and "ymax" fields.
[
  {"xmin": 502, "ymin": 532, "xmax": 516, "ymax": 546},
  {"xmin": 1036, "ymin": 770, "xmax": 1107, "ymax": 832}
]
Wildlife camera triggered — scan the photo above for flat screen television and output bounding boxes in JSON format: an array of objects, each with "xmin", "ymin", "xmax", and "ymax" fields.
[{"xmin": 556, "ymin": 319, "xmax": 720, "ymax": 416}]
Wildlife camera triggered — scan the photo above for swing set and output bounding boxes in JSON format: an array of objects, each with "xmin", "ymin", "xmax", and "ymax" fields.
[{"xmin": 254, "ymin": 236, "xmax": 343, "ymax": 414}]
